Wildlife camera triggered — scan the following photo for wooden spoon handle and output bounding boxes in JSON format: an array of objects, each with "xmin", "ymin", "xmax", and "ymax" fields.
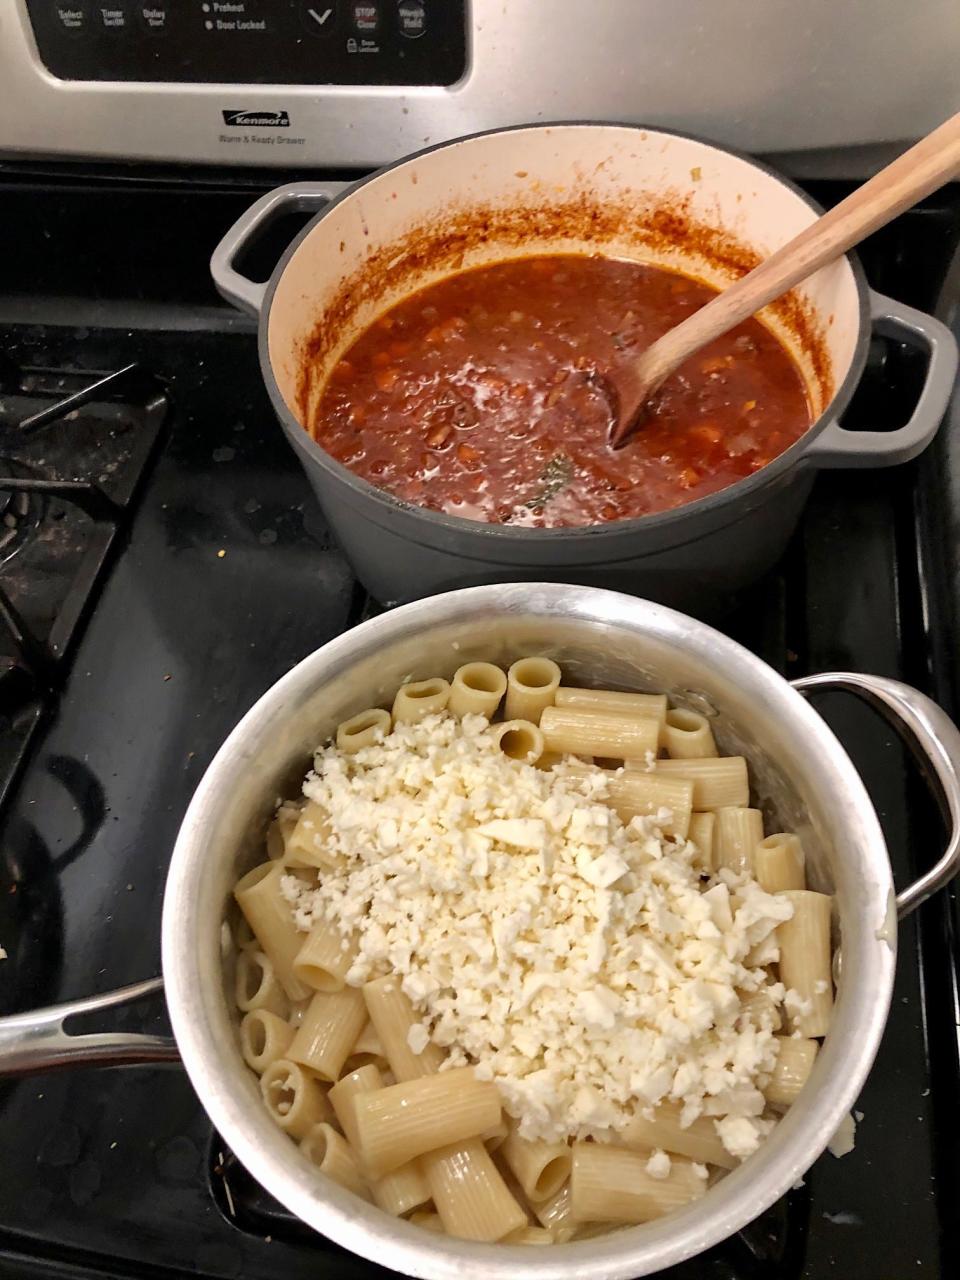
[{"xmin": 615, "ymin": 109, "xmax": 960, "ymax": 438}]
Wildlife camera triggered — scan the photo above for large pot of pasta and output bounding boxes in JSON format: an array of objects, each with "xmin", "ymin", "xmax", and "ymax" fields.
[
  {"xmin": 155, "ymin": 583, "xmax": 960, "ymax": 1279},
  {"xmin": 211, "ymin": 123, "xmax": 957, "ymax": 612}
]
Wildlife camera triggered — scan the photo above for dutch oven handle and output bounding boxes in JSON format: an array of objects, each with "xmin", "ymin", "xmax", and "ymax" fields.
[
  {"xmin": 0, "ymin": 977, "xmax": 178, "ymax": 1076},
  {"xmin": 802, "ymin": 292, "xmax": 958, "ymax": 468},
  {"xmin": 793, "ymin": 672, "xmax": 960, "ymax": 917},
  {"xmin": 211, "ymin": 181, "xmax": 352, "ymax": 318}
]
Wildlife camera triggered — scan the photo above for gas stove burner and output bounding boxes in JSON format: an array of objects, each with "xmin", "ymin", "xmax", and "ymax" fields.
[{"xmin": 0, "ymin": 461, "xmax": 41, "ymax": 565}]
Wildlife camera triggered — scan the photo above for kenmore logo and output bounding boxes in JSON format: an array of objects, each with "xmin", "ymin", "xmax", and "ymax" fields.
[{"xmin": 222, "ymin": 110, "xmax": 290, "ymax": 128}]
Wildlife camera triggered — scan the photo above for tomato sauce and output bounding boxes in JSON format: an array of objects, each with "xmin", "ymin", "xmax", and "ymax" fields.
[{"xmin": 312, "ymin": 255, "xmax": 812, "ymax": 527}]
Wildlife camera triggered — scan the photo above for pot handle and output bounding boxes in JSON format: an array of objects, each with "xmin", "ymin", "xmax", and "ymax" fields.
[
  {"xmin": 211, "ymin": 181, "xmax": 351, "ymax": 317},
  {"xmin": 802, "ymin": 291, "xmax": 958, "ymax": 468},
  {"xmin": 0, "ymin": 977, "xmax": 179, "ymax": 1076},
  {"xmin": 792, "ymin": 672, "xmax": 960, "ymax": 917}
]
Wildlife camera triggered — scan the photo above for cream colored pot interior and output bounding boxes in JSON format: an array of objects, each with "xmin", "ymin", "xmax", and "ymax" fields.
[{"xmin": 266, "ymin": 126, "xmax": 861, "ymax": 438}]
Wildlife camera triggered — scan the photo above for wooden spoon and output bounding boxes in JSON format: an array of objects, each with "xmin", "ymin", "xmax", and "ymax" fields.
[{"xmin": 610, "ymin": 109, "xmax": 960, "ymax": 448}]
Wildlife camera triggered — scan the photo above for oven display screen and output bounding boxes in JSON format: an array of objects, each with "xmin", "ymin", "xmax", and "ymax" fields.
[{"xmin": 26, "ymin": 2, "xmax": 467, "ymax": 86}]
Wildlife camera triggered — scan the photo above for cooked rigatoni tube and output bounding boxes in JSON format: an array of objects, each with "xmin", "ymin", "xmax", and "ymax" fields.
[
  {"xmin": 234, "ymin": 862, "xmax": 310, "ymax": 1001},
  {"xmin": 336, "ymin": 707, "xmax": 391, "ymax": 754},
  {"xmin": 570, "ymin": 1143, "xmax": 705, "ymax": 1223},
  {"xmin": 540, "ymin": 706, "xmax": 659, "ymax": 762},
  {"xmin": 777, "ymin": 890, "xmax": 834, "ymax": 1037},
  {"xmin": 620, "ymin": 1100, "xmax": 736, "ymax": 1169},
  {"xmin": 563, "ymin": 761, "xmax": 692, "ymax": 838},
  {"xmin": 534, "ymin": 1181, "xmax": 575, "ymax": 1238},
  {"xmin": 240, "ymin": 1009, "xmax": 295, "ymax": 1073},
  {"xmin": 448, "ymin": 663, "xmax": 507, "ymax": 718},
  {"xmin": 504, "ymin": 1226, "xmax": 553, "ymax": 1245},
  {"xmin": 491, "ymin": 719, "xmax": 545, "ymax": 764},
  {"xmin": 328, "ymin": 1064, "xmax": 432, "ymax": 1217},
  {"xmin": 755, "ymin": 833, "xmax": 806, "ymax": 892},
  {"xmin": 352, "ymin": 1067, "xmax": 502, "ymax": 1178},
  {"xmin": 283, "ymin": 800, "xmax": 344, "ymax": 871},
  {"xmin": 288, "ymin": 986, "xmax": 367, "ymax": 1082},
  {"xmin": 663, "ymin": 708, "xmax": 717, "ymax": 759},
  {"xmin": 362, "ymin": 976, "xmax": 446, "ymax": 1079},
  {"xmin": 504, "ymin": 657, "xmax": 562, "ymax": 723},
  {"xmin": 392, "ymin": 678, "xmax": 451, "ymax": 724},
  {"xmin": 687, "ymin": 811, "xmax": 716, "ymax": 871},
  {"xmin": 300, "ymin": 1122, "xmax": 372, "ymax": 1200},
  {"xmin": 235, "ymin": 949, "xmax": 288, "ymax": 1017},
  {"xmin": 265, "ymin": 811, "xmax": 297, "ymax": 861},
  {"xmin": 556, "ymin": 687, "xmax": 667, "ymax": 735},
  {"xmin": 293, "ymin": 920, "xmax": 357, "ymax": 992},
  {"xmin": 409, "ymin": 1211, "xmax": 445, "ymax": 1233},
  {"xmin": 259, "ymin": 1058, "xmax": 333, "ymax": 1138},
  {"xmin": 652, "ymin": 756, "xmax": 750, "ymax": 809},
  {"xmin": 714, "ymin": 806, "xmax": 764, "ymax": 875},
  {"xmin": 361, "ymin": 978, "xmax": 526, "ymax": 1239},
  {"xmin": 421, "ymin": 1138, "xmax": 528, "ymax": 1241},
  {"xmin": 737, "ymin": 985, "xmax": 783, "ymax": 1031},
  {"xmin": 765, "ymin": 1036, "xmax": 819, "ymax": 1109},
  {"xmin": 352, "ymin": 1021, "xmax": 384, "ymax": 1059},
  {"xmin": 501, "ymin": 1123, "xmax": 571, "ymax": 1203},
  {"xmin": 482, "ymin": 1116, "xmax": 508, "ymax": 1152}
]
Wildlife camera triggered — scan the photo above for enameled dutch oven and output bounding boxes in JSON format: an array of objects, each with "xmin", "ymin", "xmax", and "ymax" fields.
[
  {"xmin": 2, "ymin": 584, "xmax": 960, "ymax": 1279},
  {"xmin": 210, "ymin": 123, "xmax": 957, "ymax": 610}
]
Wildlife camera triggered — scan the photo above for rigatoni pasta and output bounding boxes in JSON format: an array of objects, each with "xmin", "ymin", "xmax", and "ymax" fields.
[
  {"xmin": 652, "ymin": 755, "xmax": 750, "ymax": 809},
  {"xmin": 504, "ymin": 657, "xmax": 561, "ymax": 723},
  {"xmin": 234, "ymin": 862, "xmax": 310, "ymax": 1001},
  {"xmin": 353, "ymin": 1067, "xmax": 502, "ymax": 1178},
  {"xmin": 293, "ymin": 919, "xmax": 358, "ymax": 992},
  {"xmin": 229, "ymin": 657, "xmax": 839, "ymax": 1248},
  {"xmin": 777, "ymin": 889, "xmax": 834, "ymax": 1037},
  {"xmin": 540, "ymin": 705, "xmax": 659, "ymax": 761},
  {"xmin": 448, "ymin": 662, "xmax": 507, "ymax": 718},
  {"xmin": 288, "ymin": 986, "xmax": 367, "ymax": 1081},
  {"xmin": 259, "ymin": 1058, "xmax": 333, "ymax": 1138},
  {"xmin": 755, "ymin": 833, "xmax": 806, "ymax": 892},
  {"xmin": 570, "ymin": 1143, "xmax": 706, "ymax": 1223},
  {"xmin": 663, "ymin": 707, "xmax": 718, "ymax": 758}
]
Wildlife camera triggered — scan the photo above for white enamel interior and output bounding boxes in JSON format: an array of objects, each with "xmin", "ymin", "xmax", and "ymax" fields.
[{"xmin": 267, "ymin": 125, "xmax": 860, "ymax": 431}]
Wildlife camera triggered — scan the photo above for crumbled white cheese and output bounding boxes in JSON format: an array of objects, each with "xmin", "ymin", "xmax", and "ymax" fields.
[
  {"xmin": 714, "ymin": 1115, "xmax": 772, "ymax": 1160},
  {"xmin": 814, "ymin": 978, "xmax": 830, "ymax": 995},
  {"xmin": 285, "ymin": 712, "xmax": 794, "ymax": 1150},
  {"xmin": 645, "ymin": 1149, "xmax": 672, "ymax": 1179},
  {"xmin": 406, "ymin": 1023, "xmax": 430, "ymax": 1055},
  {"xmin": 828, "ymin": 1111, "xmax": 857, "ymax": 1158}
]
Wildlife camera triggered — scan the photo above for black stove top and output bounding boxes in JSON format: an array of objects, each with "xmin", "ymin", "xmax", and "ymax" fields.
[{"xmin": 0, "ymin": 162, "xmax": 958, "ymax": 1280}]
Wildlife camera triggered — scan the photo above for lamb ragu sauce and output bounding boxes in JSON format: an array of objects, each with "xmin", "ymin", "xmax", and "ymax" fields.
[{"xmin": 312, "ymin": 255, "xmax": 812, "ymax": 527}]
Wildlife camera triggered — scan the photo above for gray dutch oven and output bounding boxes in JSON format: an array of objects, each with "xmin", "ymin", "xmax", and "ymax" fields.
[
  {"xmin": 2, "ymin": 584, "xmax": 960, "ymax": 1279},
  {"xmin": 209, "ymin": 123, "xmax": 957, "ymax": 609}
]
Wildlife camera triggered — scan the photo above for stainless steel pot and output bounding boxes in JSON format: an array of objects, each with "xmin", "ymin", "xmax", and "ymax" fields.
[
  {"xmin": 3, "ymin": 584, "xmax": 960, "ymax": 1279},
  {"xmin": 211, "ymin": 124, "xmax": 958, "ymax": 610}
]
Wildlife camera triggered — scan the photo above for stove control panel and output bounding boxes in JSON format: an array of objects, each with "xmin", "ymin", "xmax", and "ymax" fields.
[{"xmin": 26, "ymin": 1, "xmax": 466, "ymax": 85}]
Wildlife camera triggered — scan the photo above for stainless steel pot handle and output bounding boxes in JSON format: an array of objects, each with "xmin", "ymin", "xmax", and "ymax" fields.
[
  {"xmin": 793, "ymin": 672, "xmax": 960, "ymax": 917},
  {"xmin": 802, "ymin": 291, "xmax": 958, "ymax": 468},
  {"xmin": 211, "ymin": 181, "xmax": 352, "ymax": 317},
  {"xmin": 0, "ymin": 977, "xmax": 178, "ymax": 1076}
]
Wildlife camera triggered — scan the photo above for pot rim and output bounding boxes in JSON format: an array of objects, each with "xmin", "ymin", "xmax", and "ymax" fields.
[
  {"xmin": 162, "ymin": 582, "xmax": 895, "ymax": 1280},
  {"xmin": 257, "ymin": 119, "xmax": 871, "ymax": 542}
]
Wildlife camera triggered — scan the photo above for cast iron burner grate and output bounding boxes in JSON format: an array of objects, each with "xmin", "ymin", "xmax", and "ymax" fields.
[{"xmin": 0, "ymin": 361, "xmax": 168, "ymax": 811}]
